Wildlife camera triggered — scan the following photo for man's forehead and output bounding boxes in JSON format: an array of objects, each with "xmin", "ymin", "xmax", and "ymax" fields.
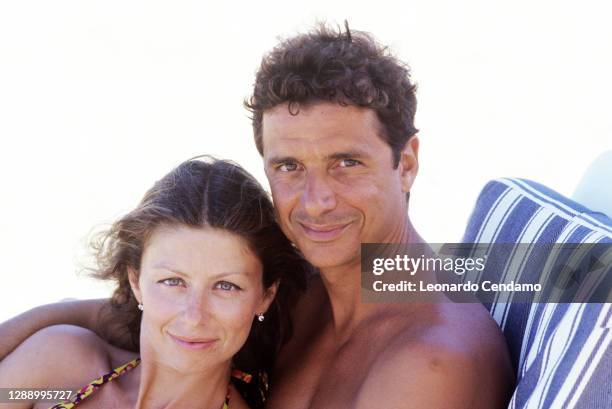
[
  {"xmin": 262, "ymin": 129, "xmax": 380, "ymax": 164},
  {"xmin": 261, "ymin": 102, "xmax": 384, "ymax": 156},
  {"xmin": 262, "ymin": 101, "xmax": 377, "ymax": 126},
  {"xmin": 266, "ymin": 146, "xmax": 371, "ymax": 167}
]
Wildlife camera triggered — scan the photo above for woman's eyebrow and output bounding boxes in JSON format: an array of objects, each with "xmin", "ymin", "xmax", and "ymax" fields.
[
  {"xmin": 210, "ymin": 271, "xmax": 255, "ymax": 279},
  {"xmin": 150, "ymin": 263, "xmax": 189, "ymax": 277},
  {"xmin": 151, "ymin": 265, "xmax": 253, "ymax": 278}
]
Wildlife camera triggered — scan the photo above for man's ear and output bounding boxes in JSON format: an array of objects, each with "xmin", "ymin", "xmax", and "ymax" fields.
[
  {"xmin": 128, "ymin": 267, "xmax": 142, "ymax": 305},
  {"xmin": 398, "ymin": 136, "xmax": 419, "ymax": 194},
  {"xmin": 257, "ymin": 281, "xmax": 280, "ymax": 315}
]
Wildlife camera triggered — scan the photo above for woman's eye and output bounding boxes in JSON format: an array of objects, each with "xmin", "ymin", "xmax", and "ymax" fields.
[
  {"xmin": 215, "ymin": 281, "xmax": 241, "ymax": 291},
  {"xmin": 160, "ymin": 277, "xmax": 185, "ymax": 287},
  {"xmin": 338, "ymin": 159, "xmax": 361, "ymax": 168}
]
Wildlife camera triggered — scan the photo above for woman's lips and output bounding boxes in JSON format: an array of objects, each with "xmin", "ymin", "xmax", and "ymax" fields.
[
  {"xmin": 298, "ymin": 222, "xmax": 351, "ymax": 242},
  {"xmin": 168, "ymin": 333, "xmax": 217, "ymax": 350}
]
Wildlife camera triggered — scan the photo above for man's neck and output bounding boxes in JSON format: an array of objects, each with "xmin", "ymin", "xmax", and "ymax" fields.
[{"xmin": 318, "ymin": 219, "xmax": 425, "ymax": 342}]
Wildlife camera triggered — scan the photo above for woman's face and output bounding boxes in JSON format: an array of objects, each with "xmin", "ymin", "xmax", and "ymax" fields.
[{"xmin": 129, "ymin": 225, "xmax": 276, "ymax": 373}]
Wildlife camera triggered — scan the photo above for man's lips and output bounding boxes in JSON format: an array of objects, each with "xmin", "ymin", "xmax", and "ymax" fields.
[
  {"xmin": 168, "ymin": 333, "xmax": 217, "ymax": 350},
  {"xmin": 297, "ymin": 222, "xmax": 352, "ymax": 242}
]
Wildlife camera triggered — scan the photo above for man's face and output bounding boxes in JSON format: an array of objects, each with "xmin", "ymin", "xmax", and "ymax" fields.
[{"xmin": 262, "ymin": 102, "xmax": 418, "ymax": 271}]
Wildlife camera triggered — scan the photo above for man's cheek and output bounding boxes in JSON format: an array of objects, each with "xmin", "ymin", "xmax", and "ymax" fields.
[
  {"xmin": 279, "ymin": 218, "xmax": 297, "ymax": 242},
  {"xmin": 271, "ymin": 192, "xmax": 293, "ymax": 220}
]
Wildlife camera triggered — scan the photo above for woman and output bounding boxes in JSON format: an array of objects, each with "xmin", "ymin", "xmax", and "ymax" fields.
[{"xmin": 0, "ymin": 157, "xmax": 309, "ymax": 409}]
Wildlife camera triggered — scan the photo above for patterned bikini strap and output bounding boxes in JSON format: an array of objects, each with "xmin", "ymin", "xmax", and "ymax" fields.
[
  {"xmin": 51, "ymin": 359, "xmax": 247, "ymax": 409},
  {"xmin": 231, "ymin": 368, "xmax": 253, "ymax": 383},
  {"xmin": 48, "ymin": 357, "xmax": 141, "ymax": 409},
  {"xmin": 224, "ymin": 368, "xmax": 253, "ymax": 409}
]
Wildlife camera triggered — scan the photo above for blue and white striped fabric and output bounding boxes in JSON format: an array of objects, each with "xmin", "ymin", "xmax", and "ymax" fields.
[{"xmin": 462, "ymin": 178, "xmax": 611, "ymax": 409}]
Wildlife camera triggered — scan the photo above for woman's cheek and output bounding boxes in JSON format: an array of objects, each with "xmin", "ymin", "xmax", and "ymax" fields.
[
  {"xmin": 217, "ymin": 297, "xmax": 257, "ymax": 343},
  {"xmin": 142, "ymin": 284, "xmax": 180, "ymax": 321}
]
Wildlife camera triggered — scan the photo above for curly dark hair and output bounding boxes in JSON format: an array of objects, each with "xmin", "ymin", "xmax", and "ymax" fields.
[
  {"xmin": 89, "ymin": 157, "xmax": 309, "ymax": 407},
  {"xmin": 245, "ymin": 22, "xmax": 418, "ymax": 167}
]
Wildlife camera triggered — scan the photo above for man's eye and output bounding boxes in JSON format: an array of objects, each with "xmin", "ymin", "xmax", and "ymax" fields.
[
  {"xmin": 279, "ymin": 162, "xmax": 299, "ymax": 172},
  {"xmin": 338, "ymin": 159, "xmax": 361, "ymax": 167},
  {"xmin": 159, "ymin": 277, "xmax": 185, "ymax": 287},
  {"xmin": 214, "ymin": 281, "xmax": 241, "ymax": 291}
]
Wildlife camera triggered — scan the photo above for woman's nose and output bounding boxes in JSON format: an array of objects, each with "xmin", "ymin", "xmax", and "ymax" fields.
[{"xmin": 182, "ymin": 293, "xmax": 210, "ymax": 326}]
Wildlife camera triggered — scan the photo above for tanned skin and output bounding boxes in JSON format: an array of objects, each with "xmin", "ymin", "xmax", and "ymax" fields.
[
  {"xmin": 0, "ymin": 104, "xmax": 514, "ymax": 409},
  {"xmin": 259, "ymin": 103, "xmax": 513, "ymax": 408}
]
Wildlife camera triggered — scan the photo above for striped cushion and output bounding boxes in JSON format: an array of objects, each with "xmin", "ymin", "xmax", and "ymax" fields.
[{"xmin": 461, "ymin": 178, "xmax": 611, "ymax": 409}]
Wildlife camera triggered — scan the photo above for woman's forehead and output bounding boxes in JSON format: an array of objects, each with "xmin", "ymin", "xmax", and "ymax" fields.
[{"xmin": 142, "ymin": 225, "xmax": 263, "ymax": 277}]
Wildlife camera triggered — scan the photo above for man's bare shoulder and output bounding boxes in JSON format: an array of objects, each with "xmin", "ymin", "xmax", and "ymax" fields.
[{"xmin": 355, "ymin": 303, "xmax": 514, "ymax": 409}]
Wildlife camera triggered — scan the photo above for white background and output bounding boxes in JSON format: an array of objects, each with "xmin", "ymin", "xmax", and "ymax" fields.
[{"xmin": 1, "ymin": 0, "xmax": 610, "ymax": 322}]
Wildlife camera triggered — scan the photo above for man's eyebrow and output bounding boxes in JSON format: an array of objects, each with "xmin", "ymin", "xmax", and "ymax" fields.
[
  {"xmin": 266, "ymin": 151, "xmax": 368, "ymax": 166},
  {"xmin": 327, "ymin": 151, "xmax": 367, "ymax": 160},
  {"xmin": 267, "ymin": 155, "xmax": 298, "ymax": 166}
]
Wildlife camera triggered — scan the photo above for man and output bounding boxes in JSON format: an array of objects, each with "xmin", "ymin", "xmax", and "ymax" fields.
[{"xmin": 1, "ymin": 24, "xmax": 513, "ymax": 408}]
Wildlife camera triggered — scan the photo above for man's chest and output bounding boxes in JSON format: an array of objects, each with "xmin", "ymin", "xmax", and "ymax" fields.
[
  {"xmin": 266, "ymin": 330, "xmax": 381, "ymax": 409},
  {"xmin": 267, "ymin": 355, "xmax": 360, "ymax": 408}
]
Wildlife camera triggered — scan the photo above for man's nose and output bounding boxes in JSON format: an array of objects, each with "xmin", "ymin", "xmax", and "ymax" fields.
[{"xmin": 301, "ymin": 172, "xmax": 337, "ymax": 218}]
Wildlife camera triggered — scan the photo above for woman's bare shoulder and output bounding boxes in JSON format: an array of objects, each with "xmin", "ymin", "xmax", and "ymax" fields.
[{"xmin": 0, "ymin": 324, "xmax": 121, "ymax": 393}]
